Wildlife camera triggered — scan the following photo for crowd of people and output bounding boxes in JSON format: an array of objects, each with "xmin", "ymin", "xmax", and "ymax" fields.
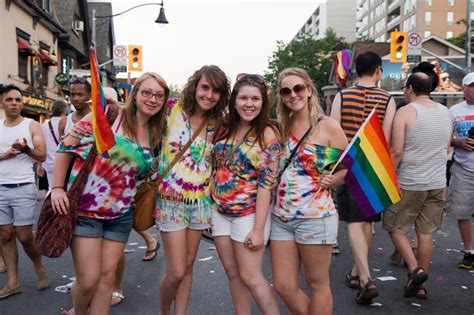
[{"xmin": 0, "ymin": 51, "xmax": 473, "ymax": 315}]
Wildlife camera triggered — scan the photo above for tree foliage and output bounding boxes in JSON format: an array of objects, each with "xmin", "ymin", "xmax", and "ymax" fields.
[
  {"xmin": 447, "ymin": 18, "xmax": 473, "ymax": 49},
  {"xmin": 264, "ymin": 28, "xmax": 349, "ymax": 95}
]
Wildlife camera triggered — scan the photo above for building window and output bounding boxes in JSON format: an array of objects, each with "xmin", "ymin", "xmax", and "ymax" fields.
[
  {"xmin": 424, "ymin": 31, "xmax": 431, "ymax": 37},
  {"xmin": 42, "ymin": 64, "xmax": 49, "ymax": 87},
  {"xmin": 447, "ymin": 12, "xmax": 454, "ymax": 25},
  {"xmin": 18, "ymin": 54, "xmax": 28, "ymax": 79},
  {"xmin": 425, "ymin": 0, "xmax": 432, "ymax": 5},
  {"xmin": 425, "ymin": 11, "xmax": 431, "ymax": 25},
  {"xmin": 446, "ymin": 31, "xmax": 454, "ymax": 39},
  {"xmin": 448, "ymin": 0, "xmax": 454, "ymax": 6}
]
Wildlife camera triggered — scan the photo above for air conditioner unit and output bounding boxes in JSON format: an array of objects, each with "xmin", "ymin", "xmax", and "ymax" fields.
[{"xmin": 73, "ymin": 20, "xmax": 84, "ymax": 32}]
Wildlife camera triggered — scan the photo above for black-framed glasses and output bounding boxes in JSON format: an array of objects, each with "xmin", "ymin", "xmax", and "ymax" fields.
[
  {"xmin": 236, "ymin": 73, "xmax": 265, "ymax": 84},
  {"xmin": 69, "ymin": 76, "xmax": 88, "ymax": 84},
  {"xmin": 140, "ymin": 89, "xmax": 165, "ymax": 101},
  {"xmin": 279, "ymin": 84, "xmax": 306, "ymax": 96}
]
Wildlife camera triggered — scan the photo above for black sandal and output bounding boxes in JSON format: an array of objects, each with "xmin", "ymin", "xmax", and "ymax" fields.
[
  {"xmin": 355, "ymin": 280, "xmax": 378, "ymax": 305},
  {"xmin": 404, "ymin": 267, "xmax": 428, "ymax": 298},
  {"xmin": 346, "ymin": 272, "xmax": 360, "ymax": 289},
  {"xmin": 415, "ymin": 284, "xmax": 427, "ymax": 300}
]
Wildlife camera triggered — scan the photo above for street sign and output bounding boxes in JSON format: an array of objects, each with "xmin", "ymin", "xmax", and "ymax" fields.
[
  {"xmin": 69, "ymin": 69, "xmax": 91, "ymax": 77},
  {"xmin": 407, "ymin": 32, "xmax": 422, "ymax": 56},
  {"xmin": 407, "ymin": 55, "xmax": 422, "ymax": 64},
  {"xmin": 113, "ymin": 45, "xmax": 128, "ymax": 73}
]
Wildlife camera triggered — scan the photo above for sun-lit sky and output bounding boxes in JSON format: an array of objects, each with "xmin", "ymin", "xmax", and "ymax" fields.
[{"xmin": 96, "ymin": 0, "xmax": 322, "ymax": 87}]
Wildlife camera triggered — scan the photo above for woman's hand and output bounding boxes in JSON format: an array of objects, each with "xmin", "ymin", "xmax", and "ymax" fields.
[
  {"xmin": 320, "ymin": 172, "xmax": 336, "ymax": 189},
  {"xmin": 51, "ymin": 188, "xmax": 70, "ymax": 215},
  {"xmin": 244, "ymin": 229, "xmax": 265, "ymax": 251},
  {"xmin": 70, "ymin": 124, "xmax": 91, "ymax": 139}
]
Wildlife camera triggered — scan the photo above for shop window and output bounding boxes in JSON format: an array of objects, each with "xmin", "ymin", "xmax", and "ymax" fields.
[{"xmin": 18, "ymin": 54, "xmax": 28, "ymax": 79}]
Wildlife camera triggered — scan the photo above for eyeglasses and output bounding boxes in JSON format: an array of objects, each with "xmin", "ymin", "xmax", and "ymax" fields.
[
  {"xmin": 236, "ymin": 73, "xmax": 265, "ymax": 84},
  {"xmin": 69, "ymin": 76, "xmax": 88, "ymax": 84},
  {"xmin": 140, "ymin": 89, "xmax": 165, "ymax": 101},
  {"xmin": 279, "ymin": 84, "xmax": 306, "ymax": 96},
  {"xmin": 442, "ymin": 76, "xmax": 451, "ymax": 81}
]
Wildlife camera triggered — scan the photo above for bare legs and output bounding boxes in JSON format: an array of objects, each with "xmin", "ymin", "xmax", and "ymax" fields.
[
  {"xmin": 458, "ymin": 219, "xmax": 473, "ymax": 251},
  {"xmin": 346, "ymin": 222, "xmax": 374, "ymax": 286}
]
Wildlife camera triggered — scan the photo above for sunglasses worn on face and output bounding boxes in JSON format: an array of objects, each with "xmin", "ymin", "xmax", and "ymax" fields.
[
  {"xmin": 140, "ymin": 90, "xmax": 165, "ymax": 101},
  {"xmin": 279, "ymin": 84, "xmax": 306, "ymax": 96},
  {"xmin": 69, "ymin": 76, "xmax": 88, "ymax": 84},
  {"xmin": 442, "ymin": 76, "xmax": 450, "ymax": 81},
  {"xmin": 236, "ymin": 73, "xmax": 265, "ymax": 84}
]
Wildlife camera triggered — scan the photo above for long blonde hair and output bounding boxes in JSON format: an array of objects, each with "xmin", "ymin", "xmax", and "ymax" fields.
[
  {"xmin": 122, "ymin": 72, "xmax": 169, "ymax": 147},
  {"xmin": 276, "ymin": 68, "xmax": 324, "ymax": 143}
]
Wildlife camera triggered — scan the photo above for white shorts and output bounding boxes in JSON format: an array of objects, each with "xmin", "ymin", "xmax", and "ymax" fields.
[{"xmin": 211, "ymin": 209, "xmax": 271, "ymax": 244}]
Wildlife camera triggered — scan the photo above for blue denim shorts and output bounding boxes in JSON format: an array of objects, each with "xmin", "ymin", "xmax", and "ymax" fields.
[
  {"xmin": 270, "ymin": 213, "xmax": 338, "ymax": 245},
  {"xmin": 74, "ymin": 209, "xmax": 133, "ymax": 243}
]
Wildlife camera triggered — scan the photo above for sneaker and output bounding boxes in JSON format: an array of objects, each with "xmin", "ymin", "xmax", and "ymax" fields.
[
  {"xmin": 332, "ymin": 244, "xmax": 340, "ymax": 255},
  {"xmin": 458, "ymin": 251, "xmax": 474, "ymax": 269}
]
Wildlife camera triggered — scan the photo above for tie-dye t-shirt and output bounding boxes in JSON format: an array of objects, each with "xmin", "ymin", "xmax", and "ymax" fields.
[
  {"xmin": 155, "ymin": 100, "xmax": 214, "ymax": 222},
  {"xmin": 273, "ymin": 134, "xmax": 341, "ymax": 219},
  {"xmin": 58, "ymin": 121, "xmax": 153, "ymax": 220},
  {"xmin": 211, "ymin": 135, "xmax": 281, "ymax": 217}
]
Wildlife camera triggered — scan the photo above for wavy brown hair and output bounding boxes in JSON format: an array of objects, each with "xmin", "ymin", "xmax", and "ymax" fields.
[
  {"xmin": 122, "ymin": 72, "xmax": 169, "ymax": 148},
  {"xmin": 277, "ymin": 68, "xmax": 324, "ymax": 143},
  {"xmin": 215, "ymin": 75, "xmax": 280, "ymax": 150},
  {"xmin": 180, "ymin": 65, "xmax": 230, "ymax": 121}
]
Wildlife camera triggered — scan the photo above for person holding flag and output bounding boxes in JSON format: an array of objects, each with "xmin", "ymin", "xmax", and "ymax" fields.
[
  {"xmin": 270, "ymin": 68, "xmax": 348, "ymax": 315},
  {"xmin": 51, "ymin": 47, "xmax": 169, "ymax": 314}
]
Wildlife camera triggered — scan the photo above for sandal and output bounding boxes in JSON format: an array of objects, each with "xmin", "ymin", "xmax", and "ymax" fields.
[
  {"xmin": 345, "ymin": 271, "xmax": 360, "ymax": 289},
  {"xmin": 403, "ymin": 267, "xmax": 428, "ymax": 298},
  {"xmin": 110, "ymin": 291, "xmax": 125, "ymax": 306},
  {"xmin": 355, "ymin": 280, "xmax": 378, "ymax": 305},
  {"xmin": 415, "ymin": 284, "xmax": 427, "ymax": 300},
  {"xmin": 142, "ymin": 242, "xmax": 160, "ymax": 261}
]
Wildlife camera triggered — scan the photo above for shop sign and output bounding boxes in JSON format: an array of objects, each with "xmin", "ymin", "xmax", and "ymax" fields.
[
  {"xmin": 55, "ymin": 72, "xmax": 69, "ymax": 86},
  {"xmin": 22, "ymin": 95, "xmax": 54, "ymax": 111}
]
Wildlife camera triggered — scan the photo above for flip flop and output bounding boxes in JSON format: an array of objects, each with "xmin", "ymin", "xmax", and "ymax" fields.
[
  {"xmin": 110, "ymin": 291, "xmax": 125, "ymax": 306},
  {"xmin": 142, "ymin": 242, "xmax": 160, "ymax": 261},
  {"xmin": 0, "ymin": 285, "xmax": 22, "ymax": 299}
]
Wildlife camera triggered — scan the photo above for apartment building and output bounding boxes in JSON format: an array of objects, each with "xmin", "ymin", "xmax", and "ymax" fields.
[
  {"xmin": 357, "ymin": 0, "xmax": 473, "ymax": 42},
  {"xmin": 295, "ymin": 0, "xmax": 357, "ymax": 42}
]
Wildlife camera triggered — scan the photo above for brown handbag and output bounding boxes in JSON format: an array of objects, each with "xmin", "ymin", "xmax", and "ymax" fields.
[
  {"xmin": 35, "ymin": 105, "xmax": 119, "ymax": 258},
  {"xmin": 133, "ymin": 118, "xmax": 208, "ymax": 231}
]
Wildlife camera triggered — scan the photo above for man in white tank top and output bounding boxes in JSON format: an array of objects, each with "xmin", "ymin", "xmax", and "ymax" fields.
[
  {"xmin": 383, "ymin": 73, "xmax": 452, "ymax": 299},
  {"xmin": 58, "ymin": 76, "xmax": 91, "ymax": 138},
  {"xmin": 0, "ymin": 85, "xmax": 49, "ymax": 299}
]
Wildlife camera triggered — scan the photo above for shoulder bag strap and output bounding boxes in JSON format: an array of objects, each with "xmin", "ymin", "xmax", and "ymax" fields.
[
  {"xmin": 155, "ymin": 118, "xmax": 208, "ymax": 186},
  {"xmin": 278, "ymin": 125, "xmax": 313, "ymax": 179},
  {"xmin": 48, "ymin": 120, "xmax": 60, "ymax": 146}
]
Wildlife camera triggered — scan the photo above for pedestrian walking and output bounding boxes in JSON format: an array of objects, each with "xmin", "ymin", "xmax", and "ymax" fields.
[
  {"xmin": 155, "ymin": 65, "xmax": 230, "ymax": 315},
  {"xmin": 445, "ymin": 72, "xmax": 474, "ymax": 270},
  {"xmin": 210, "ymin": 74, "xmax": 281, "ymax": 315},
  {"xmin": 271, "ymin": 68, "xmax": 348, "ymax": 315},
  {"xmin": 384, "ymin": 72, "xmax": 452, "ymax": 299},
  {"xmin": 52, "ymin": 72, "xmax": 168, "ymax": 315},
  {"xmin": 0, "ymin": 84, "xmax": 49, "ymax": 299},
  {"xmin": 59, "ymin": 77, "xmax": 91, "ymax": 138}
]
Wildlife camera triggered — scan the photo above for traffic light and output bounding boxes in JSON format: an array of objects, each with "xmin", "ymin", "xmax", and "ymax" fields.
[
  {"xmin": 390, "ymin": 32, "xmax": 407, "ymax": 63},
  {"xmin": 128, "ymin": 45, "xmax": 142, "ymax": 72}
]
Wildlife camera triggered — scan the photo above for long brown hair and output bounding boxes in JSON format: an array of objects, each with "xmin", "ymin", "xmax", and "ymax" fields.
[
  {"xmin": 215, "ymin": 75, "xmax": 279, "ymax": 150},
  {"xmin": 122, "ymin": 72, "xmax": 169, "ymax": 147},
  {"xmin": 277, "ymin": 68, "xmax": 324, "ymax": 143},
  {"xmin": 180, "ymin": 65, "xmax": 230, "ymax": 121}
]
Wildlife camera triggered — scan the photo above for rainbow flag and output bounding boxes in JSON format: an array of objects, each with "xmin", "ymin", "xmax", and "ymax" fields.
[
  {"xmin": 339, "ymin": 108, "xmax": 402, "ymax": 217},
  {"xmin": 89, "ymin": 46, "xmax": 115, "ymax": 156}
]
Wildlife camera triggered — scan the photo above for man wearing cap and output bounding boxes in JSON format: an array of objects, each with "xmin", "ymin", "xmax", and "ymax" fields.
[
  {"xmin": 446, "ymin": 72, "xmax": 474, "ymax": 269},
  {"xmin": 58, "ymin": 77, "xmax": 91, "ymax": 137},
  {"xmin": 0, "ymin": 84, "xmax": 49, "ymax": 299}
]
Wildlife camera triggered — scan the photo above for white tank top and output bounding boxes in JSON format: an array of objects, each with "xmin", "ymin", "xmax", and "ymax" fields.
[
  {"xmin": 64, "ymin": 113, "xmax": 75, "ymax": 135},
  {"xmin": 0, "ymin": 118, "xmax": 35, "ymax": 184}
]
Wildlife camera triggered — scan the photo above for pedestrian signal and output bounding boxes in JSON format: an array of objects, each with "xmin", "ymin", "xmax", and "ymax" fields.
[
  {"xmin": 128, "ymin": 45, "xmax": 142, "ymax": 72},
  {"xmin": 390, "ymin": 32, "xmax": 407, "ymax": 63}
]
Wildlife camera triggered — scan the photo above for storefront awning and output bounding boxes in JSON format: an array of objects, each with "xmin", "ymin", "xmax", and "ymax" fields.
[
  {"xmin": 40, "ymin": 49, "xmax": 57, "ymax": 65},
  {"xmin": 17, "ymin": 37, "xmax": 34, "ymax": 55}
]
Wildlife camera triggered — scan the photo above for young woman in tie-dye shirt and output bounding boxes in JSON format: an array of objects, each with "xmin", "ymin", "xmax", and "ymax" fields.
[
  {"xmin": 155, "ymin": 65, "xmax": 230, "ymax": 315},
  {"xmin": 270, "ymin": 68, "xmax": 348, "ymax": 315},
  {"xmin": 210, "ymin": 74, "xmax": 282, "ymax": 314},
  {"xmin": 51, "ymin": 72, "xmax": 169, "ymax": 315}
]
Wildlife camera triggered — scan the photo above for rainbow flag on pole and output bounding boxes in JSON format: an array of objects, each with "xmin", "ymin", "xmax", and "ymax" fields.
[
  {"xmin": 89, "ymin": 46, "xmax": 115, "ymax": 156},
  {"xmin": 339, "ymin": 108, "xmax": 402, "ymax": 217}
]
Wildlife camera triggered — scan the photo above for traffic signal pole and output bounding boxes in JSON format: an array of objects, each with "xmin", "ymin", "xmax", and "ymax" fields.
[{"xmin": 466, "ymin": 0, "xmax": 472, "ymax": 74}]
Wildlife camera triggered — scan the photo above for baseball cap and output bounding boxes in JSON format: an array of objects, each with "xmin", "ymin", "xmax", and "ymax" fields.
[{"xmin": 462, "ymin": 72, "xmax": 474, "ymax": 86}]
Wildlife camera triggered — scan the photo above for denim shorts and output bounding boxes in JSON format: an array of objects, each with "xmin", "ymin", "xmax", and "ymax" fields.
[
  {"xmin": 74, "ymin": 209, "xmax": 133, "ymax": 243},
  {"xmin": 0, "ymin": 183, "xmax": 37, "ymax": 226},
  {"xmin": 155, "ymin": 197, "xmax": 212, "ymax": 232},
  {"xmin": 270, "ymin": 213, "xmax": 338, "ymax": 245}
]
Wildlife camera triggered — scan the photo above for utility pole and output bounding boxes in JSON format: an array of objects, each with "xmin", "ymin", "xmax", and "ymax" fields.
[{"xmin": 466, "ymin": 0, "xmax": 472, "ymax": 74}]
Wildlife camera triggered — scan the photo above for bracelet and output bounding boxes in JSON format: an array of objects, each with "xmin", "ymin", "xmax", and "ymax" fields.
[{"xmin": 51, "ymin": 186, "xmax": 64, "ymax": 190}]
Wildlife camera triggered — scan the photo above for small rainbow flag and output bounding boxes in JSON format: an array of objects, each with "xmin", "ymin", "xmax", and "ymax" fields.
[
  {"xmin": 339, "ymin": 108, "xmax": 402, "ymax": 217},
  {"xmin": 89, "ymin": 46, "xmax": 115, "ymax": 156}
]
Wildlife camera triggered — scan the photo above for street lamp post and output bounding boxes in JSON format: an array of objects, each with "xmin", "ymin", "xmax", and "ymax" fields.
[{"xmin": 91, "ymin": 1, "xmax": 169, "ymax": 44}]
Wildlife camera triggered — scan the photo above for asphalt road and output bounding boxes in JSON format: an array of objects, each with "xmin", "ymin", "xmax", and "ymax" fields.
[{"xmin": 0, "ymin": 193, "xmax": 473, "ymax": 315}]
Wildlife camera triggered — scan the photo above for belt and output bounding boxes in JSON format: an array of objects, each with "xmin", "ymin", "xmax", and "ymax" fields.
[{"xmin": 0, "ymin": 182, "xmax": 31, "ymax": 188}]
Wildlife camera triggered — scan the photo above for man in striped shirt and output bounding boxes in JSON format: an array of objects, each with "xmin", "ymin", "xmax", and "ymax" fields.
[{"xmin": 331, "ymin": 51, "xmax": 396, "ymax": 304}]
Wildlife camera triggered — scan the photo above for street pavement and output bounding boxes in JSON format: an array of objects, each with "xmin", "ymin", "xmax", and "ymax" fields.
[{"xmin": 0, "ymin": 193, "xmax": 473, "ymax": 315}]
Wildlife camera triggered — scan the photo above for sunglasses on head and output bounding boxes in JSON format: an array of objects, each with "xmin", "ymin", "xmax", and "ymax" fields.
[
  {"xmin": 279, "ymin": 84, "xmax": 306, "ymax": 96},
  {"xmin": 236, "ymin": 73, "xmax": 265, "ymax": 84},
  {"xmin": 69, "ymin": 76, "xmax": 88, "ymax": 84}
]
